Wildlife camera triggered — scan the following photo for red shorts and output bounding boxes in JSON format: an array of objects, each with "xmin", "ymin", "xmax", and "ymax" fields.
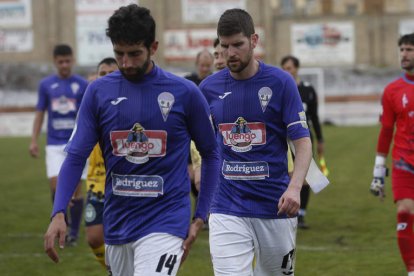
[{"xmin": 392, "ymin": 165, "xmax": 414, "ymax": 201}]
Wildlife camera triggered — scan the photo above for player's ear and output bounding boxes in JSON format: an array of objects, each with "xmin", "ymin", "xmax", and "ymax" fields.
[
  {"xmin": 150, "ymin": 41, "xmax": 159, "ymax": 56},
  {"xmin": 250, "ymin": 33, "xmax": 259, "ymax": 49}
]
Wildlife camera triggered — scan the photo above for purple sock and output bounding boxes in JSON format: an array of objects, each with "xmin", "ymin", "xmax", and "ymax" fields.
[{"xmin": 69, "ymin": 198, "xmax": 84, "ymax": 238}]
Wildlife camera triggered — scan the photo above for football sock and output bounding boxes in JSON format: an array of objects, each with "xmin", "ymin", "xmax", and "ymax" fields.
[
  {"xmin": 397, "ymin": 212, "xmax": 414, "ymax": 272},
  {"xmin": 92, "ymin": 244, "xmax": 106, "ymax": 268},
  {"xmin": 69, "ymin": 198, "xmax": 84, "ymax": 238},
  {"xmin": 300, "ymin": 184, "xmax": 310, "ymax": 210}
]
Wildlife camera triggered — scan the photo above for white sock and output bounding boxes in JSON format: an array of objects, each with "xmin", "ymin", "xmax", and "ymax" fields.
[{"xmin": 408, "ymin": 271, "xmax": 414, "ymax": 276}]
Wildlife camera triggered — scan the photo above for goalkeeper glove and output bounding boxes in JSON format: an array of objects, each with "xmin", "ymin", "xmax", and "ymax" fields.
[{"xmin": 370, "ymin": 162, "xmax": 388, "ymax": 198}]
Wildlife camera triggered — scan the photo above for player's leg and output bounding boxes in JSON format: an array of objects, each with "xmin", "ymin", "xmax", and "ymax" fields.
[
  {"xmin": 298, "ymin": 184, "xmax": 310, "ymax": 229},
  {"xmin": 67, "ymin": 181, "xmax": 84, "ymax": 245},
  {"xmin": 132, "ymin": 233, "xmax": 183, "ymax": 276},
  {"xmin": 106, "ymin": 243, "xmax": 134, "ymax": 276},
  {"xmin": 45, "ymin": 145, "xmax": 66, "ymax": 202},
  {"xmin": 85, "ymin": 192, "xmax": 106, "ymax": 268},
  {"xmin": 392, "ymin": 165, "xmax": 414, "ymax": 273},
  {"xmin": 209, "ymin": 213, "xmax": 255, "ymax": 276},
  {"xmin": 252, "ymin": 217, "xmax": 297, "ymax": 276}
]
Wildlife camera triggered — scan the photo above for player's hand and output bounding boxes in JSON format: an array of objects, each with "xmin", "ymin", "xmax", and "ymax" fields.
[
  {"xmin": 370, "ymin": 165, "xmax": 387, "ymax": 201},
  {"xmin": 277, "ymin": 185, "xmax": 301, "ymax": 217},
  {"xmin": 29, "ymin": 142, "xmax": 39, "ymax": 158},
  {"xmin": 44, "ymin": 213, "xmax": 67, "ymax": 263},
  {"xmin": 181, "ymin": 218, "xmax": 204, "ymax": 265}
]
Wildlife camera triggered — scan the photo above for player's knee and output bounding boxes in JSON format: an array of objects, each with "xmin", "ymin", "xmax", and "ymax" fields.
[{"xmin": 87, "ymin": 234, "xmax": 104, "ymax": 248}]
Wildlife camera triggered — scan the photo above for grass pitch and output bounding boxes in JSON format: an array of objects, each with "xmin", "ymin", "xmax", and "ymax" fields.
[{"xmin": 0, "ymin": 126, "xmax": 406, "ymax": 275}]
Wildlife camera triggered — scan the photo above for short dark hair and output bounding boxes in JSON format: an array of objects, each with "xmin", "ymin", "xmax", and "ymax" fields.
[
  {"xmin": 398, "ymin": 33, "xmax": 414, "ymax": 46},
  {"xmin": 217, "ymin": 9, "xmax": 255, "ymax": 37},
  {"xmin": 106, "ymin": 4, "xmax": 155, "ymax": 48},
  {"xmin": 53, "ymin": 44, "xmax": 73, "ymax": 57},
  {"xmin": 280, "ymin": 55, "xmax": 300, "ymax": 68},
  {"xmin": 214, "ymin": 38, "xmax": 220, "ymax": 48},
  {"xmin": 97, "ymin": 57, "xmax": 117, "ymax": 70}
]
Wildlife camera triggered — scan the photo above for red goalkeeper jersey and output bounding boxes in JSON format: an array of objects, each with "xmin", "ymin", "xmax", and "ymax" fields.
[{"xmin": 378, "ymin": 73, "xmax": 414, "ymax": 166}]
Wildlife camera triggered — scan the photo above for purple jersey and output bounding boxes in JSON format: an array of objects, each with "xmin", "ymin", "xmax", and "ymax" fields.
[
  {"xmin": 200, "ymin": 61, "xmax": 310, "ymax": 219},
  {"xmin": 36, "ymin": 74, "xmax": 88, "ymax": 145},
  {"xmin": 54, "ymin": 66, "xmax": 219, "ymax": 245}
]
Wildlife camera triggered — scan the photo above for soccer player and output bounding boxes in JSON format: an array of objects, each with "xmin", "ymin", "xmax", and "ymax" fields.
[
  {"xmin": 213, "ymin": 38, "xmax": 226, "ymax": 71},
  {"xmin": 371, "ymin": 33, "xmax": 414, "ymax": 276},
  {"xmin": 43, "ymin": 4, "xmax": 219, "ymax": 276},
  {"xmin": 184, "ymin": 49, "xmax": 214, "ymax": 85},
  {"xmin": 281, "ymin": 55, "xmax": 325, "ymax": 229},
  {"xmin": 30, "ymin": 44, "xmax": 88, "ymax": 246},
  {"xmin": 200, "ymin": 9, "xmax": 312, "ymax": 275},
  {"xmin": 84, "ymin": 57, "xmax": 118, "ymax": 270}
]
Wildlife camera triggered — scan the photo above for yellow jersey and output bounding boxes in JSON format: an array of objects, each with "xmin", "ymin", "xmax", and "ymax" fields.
[{"xmin": 86, "ymin": 143, "xmax": 106, "ymax": 195}]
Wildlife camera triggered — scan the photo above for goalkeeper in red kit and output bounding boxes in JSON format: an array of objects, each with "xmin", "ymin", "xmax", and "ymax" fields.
[{"xmin": 371, "ymin": 33, "xmax": 414, "ymax": 276}]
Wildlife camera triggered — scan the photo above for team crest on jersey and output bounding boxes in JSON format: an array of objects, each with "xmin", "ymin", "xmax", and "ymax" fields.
[
  {"xmin": 71, "ymin": 82, "xmax": 80, "ymax": 94},
  {"xmin": 258, "ymin": 87, "xmax": 272, "ymax": 112},
  {"xmin": 51, "ymin": 95, "xmax": 77, "ymax": 115},
  {"xmin": 403, "ymin": 93, "xmax": 408, "ymax": 108},
  {"xmin": 110, "ymin": 123, "xmax": 167, "ymax": 164},
  {"xmin": 218, "ymin": 117, "xmax": 266, "ymax": 152},
  {"xmin": 158, "ymin": 92, "xmax": 174, "ymax": 122}
]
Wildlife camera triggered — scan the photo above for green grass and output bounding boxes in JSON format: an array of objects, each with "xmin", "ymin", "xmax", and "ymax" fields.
[{"xmin": 0, "ymin": 126, "xmax": 406, "ymax": 275}]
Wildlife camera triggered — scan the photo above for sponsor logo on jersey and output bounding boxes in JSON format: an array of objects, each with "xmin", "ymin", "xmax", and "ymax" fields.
[
  {"xmin": 51, "ymin": 96, "xmax": 77, "ymax": 115},
  {"xmin": 222, "ymin": 160, "xmax": 269, "ymax": 180},
  {"xmin": 258, "ymin": 87, "xmax": 272, "ymax": 112},
  {"xmin": 218, "ymin": 117, "xmax": 266, "ymax": 152},
  {"xmin": 111, "ymin": 97, "xmax": 127, "ymax": 105},
  {"xmin": 111, "ymin": 173, "xmax": 164, "ymax": 197},
  {"xmin": 158, "ymin": 92, "xmax": 174, "ymax": 121},
  {"xmin": 71, "ymin": 82, "xmax": 80, "ymax": 94},
  {"xmin": 219, "ymin": 92, "xmax": 232, "ymax": 99},
  {"xmin": 51, "ymin": 83, "xmax": 59, "ymax": 89},
  {"xmin": 110, "ymin": 123, "xmax": 167, "ymax": 164}
]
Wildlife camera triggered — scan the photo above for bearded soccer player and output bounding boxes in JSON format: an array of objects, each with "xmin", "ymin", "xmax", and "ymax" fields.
[
  {"xmin": 200, "ymin": 9, "xmax": 312, "ymax": 275},
  {"xmin": 44, "ymin": 5, "xmax": 219, "ymax": 276},
  {"xmin": 371, "ymin": 33, "xmax": 414, "ymax": 275},
  {"xmin": 30, "ymin": 44, "xmax": 88, "ymax": 246}
]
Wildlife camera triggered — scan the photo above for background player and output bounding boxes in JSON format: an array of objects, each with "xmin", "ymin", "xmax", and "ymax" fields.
[
  {"xmin": 184, "ymin": 49, "xmax": 214, "ymax": 85},
  {"xmin": 213, "ymin": 38, "xmax": 226, "ymax": 71},
  {"xmin": 30, "ymin": 44, "xmax": 88, "ymax": 246},
  {"xmin": 44, "ymin": 5, "xmax": 220, "ymax": 276},
  {"xmin": 281, "ymin": 55, "xmax": 325, "ymax": 229},
  {"xmin": 200, "ymin": 9, "xmax": 312, "ymax": 275},
  {"xmin": 84, "ymin": 57, "xmax": 118, "ymax": 270},
  {"xmin": 371, "ymin": 33, "xmax": 414, "ymax": 276}
]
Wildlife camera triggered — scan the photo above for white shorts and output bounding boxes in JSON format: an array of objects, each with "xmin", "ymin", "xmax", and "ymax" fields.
[
  {"xmin": 45, "ymin": 145, "xmax": 88, "ymax": 179},
  {"xmin": 209, "ymin": 213, "xmax": 297, "ymax": 276},
  {"xmin": 105, "ymin": 233, "xmax": 184, "ymax": 276}
]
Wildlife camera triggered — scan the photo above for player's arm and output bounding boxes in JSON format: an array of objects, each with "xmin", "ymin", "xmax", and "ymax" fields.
[
  {"xmin": 44, "ymin": 84, "xmax": 99, "ymax": 263},
  {"xmin": 44, "ymin": 152, "xmax": 87, "ymax": 262},
  {"xmin": 278, "ymin": 74, "xmax": 312, "ymax": 216},
  {"xmin": 182, "ymin": 84, "xmax": 220, "ymax": 263},
  {"xmin": 29, "ymin": 110, "xmax": 45, "ymax": 158},
  {"xmin": 371, "ymin": 88, "xmax": 395, "ymax": 199},
  {"xmin": 278, "ymin": 137, "xmax": 312, "ymax": 217}
]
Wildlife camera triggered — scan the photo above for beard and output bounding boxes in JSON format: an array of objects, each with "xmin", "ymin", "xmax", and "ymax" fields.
[
  {"xmin": 120, "ymin": 56, "xmax": 151, "ymax": 82},
  {"xmin": 226, "ymin": 46, "xmax": 253, "ymax": 74},
  {"xmin": 401, "ymin": 59, "xmax": 414, "ymax": 72}
]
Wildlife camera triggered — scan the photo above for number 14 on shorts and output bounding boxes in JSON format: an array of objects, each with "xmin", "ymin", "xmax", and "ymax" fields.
[{"xmin": 156, "ymin": 253, "xmax": 177, "ymax": 275}]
